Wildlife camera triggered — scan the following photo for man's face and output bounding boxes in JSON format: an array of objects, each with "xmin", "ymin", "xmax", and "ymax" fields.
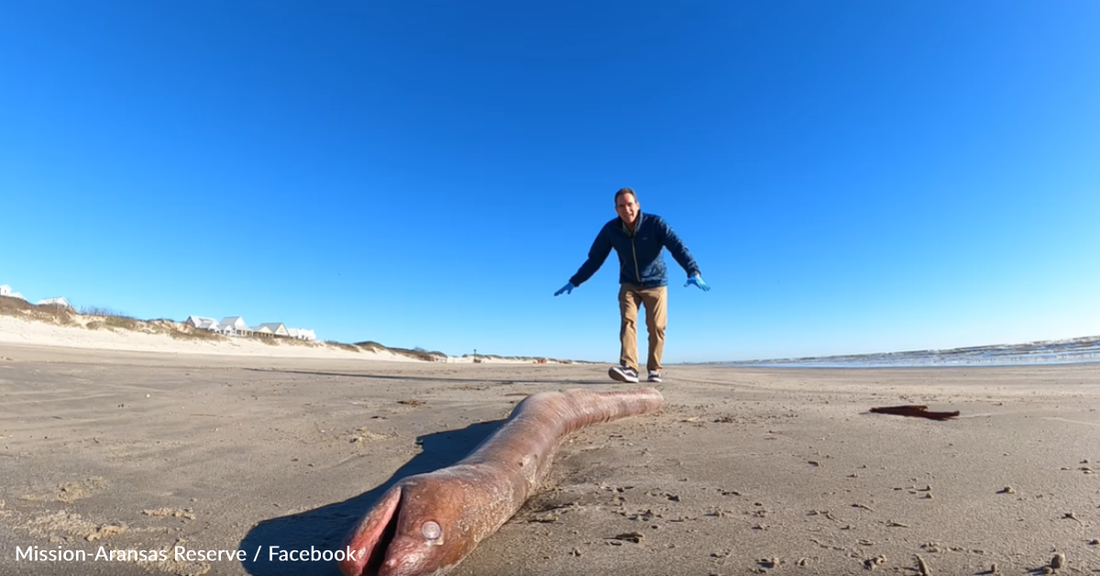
[{"xmin": 615, "ymin": 193, "xmax": 640, "ymax": 226}]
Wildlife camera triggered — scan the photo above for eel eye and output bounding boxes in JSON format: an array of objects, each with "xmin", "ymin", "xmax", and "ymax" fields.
[{"xmin": 421, "ymin": 520, "xmax": 442, "ymax": 541}]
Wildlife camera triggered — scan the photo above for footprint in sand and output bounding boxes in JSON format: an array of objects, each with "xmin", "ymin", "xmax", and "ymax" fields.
[
  {"xmin": 17, "ymin": 510, "xmax": 128, "ymax": 542},
  {"xmin": 21, "ymin": 477, "xmax": 108, "ymax": 503},
  {"xmin": 19, "ymin": 512, "xmax": 210, "ymax": 575},
  {"xmin": 143, "ymin": 507, "xmax": 196, "ymax": 521},
  {"xmin": 348, "ymin": 427, "xmax": 390, "ymax": 444}
]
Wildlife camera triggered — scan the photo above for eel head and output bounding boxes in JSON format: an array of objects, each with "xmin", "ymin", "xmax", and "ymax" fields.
[{"xmin": 339, "ymin": 475, "xmax": 482, "ymax": 576}]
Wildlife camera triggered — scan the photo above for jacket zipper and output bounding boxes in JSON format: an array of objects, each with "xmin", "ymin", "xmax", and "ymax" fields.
[{"xmin": 631, "ymin": 235, "xmax": 641, "ymax": 284}]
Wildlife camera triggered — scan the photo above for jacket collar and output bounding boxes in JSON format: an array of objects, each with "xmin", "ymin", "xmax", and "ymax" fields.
[{"xmin": 620, "ymin": 211, "xmax": 644, "ymax": 236}]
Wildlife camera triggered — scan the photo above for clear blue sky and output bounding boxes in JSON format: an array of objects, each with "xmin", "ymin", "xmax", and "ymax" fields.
[{"xmin": 1, "ymin": 1, "xmax": 1097, "ymax": 363}]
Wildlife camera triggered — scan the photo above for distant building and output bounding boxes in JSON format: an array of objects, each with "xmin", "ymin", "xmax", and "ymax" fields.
[
  {"xmin": 218, "ymin": 316, "xmax": 252, "ymax": 337},
  {"xmin": 287, "ymin": 328, "xmax": 317, "ymax": 341},
  {"xmin": 37, "ymin": 297, "xmax": 74, "ymax": 310},
  {"xmin": 256, "ymin": 322, "xmax": 290, "ymax": 338},
  {"xmin": 0, "ymin": 285, "xmax": 26, "ymax": 301},
  {"xmin": 185, "ymin": 316, "xmax": 221, "ymax": 331}
]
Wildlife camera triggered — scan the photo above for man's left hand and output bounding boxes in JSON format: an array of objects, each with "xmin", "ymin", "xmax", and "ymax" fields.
[{"xmin": 685, "ymin": 274, "xmax": 710, "ymax": 292}]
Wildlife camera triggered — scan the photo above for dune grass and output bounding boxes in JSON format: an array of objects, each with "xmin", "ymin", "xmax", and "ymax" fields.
[
  {"xmin": 328, "ymin": 341, "xmax": 362, "ymax": 353},
  {"xmin": 357, "ymin": 342, "xmax": 446, "ymax": 361},
  {"xmin": 167, "ymin": 325, "xmax": 226, "ymax": 342},
  {"xmin": 0, "ymin": 295, "xmax": 76, "ymax": 325}
]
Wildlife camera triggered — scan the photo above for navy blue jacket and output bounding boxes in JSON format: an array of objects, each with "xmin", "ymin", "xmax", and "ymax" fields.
[{"xmin": 569, "ymin": 212, "xmax": 701, "ymax": 289}]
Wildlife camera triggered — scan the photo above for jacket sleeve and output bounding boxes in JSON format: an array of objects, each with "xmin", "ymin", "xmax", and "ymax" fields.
[
  {"xmin": 568, "ymin": 226, "xmax": 613, "ymax": 287},
  {"xmin": 658, "ymin": 218, "xmax": 701, "ymax": 278}
]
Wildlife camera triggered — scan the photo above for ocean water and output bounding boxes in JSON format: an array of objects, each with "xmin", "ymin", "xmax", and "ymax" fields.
[{"xmin": 724, "ymin": 336, "xmax": 1100, "ymax": 368}]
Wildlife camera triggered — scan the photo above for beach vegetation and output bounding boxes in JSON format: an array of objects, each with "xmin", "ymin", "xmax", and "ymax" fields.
[
  {"xmin": 390, "ymin": 346, "xmax": 447, "ymax": 362},
  {"xmin": 0, "ymin": 295, "xmax": 76, "ymax": 325},
  {"xmin": 326, "ymin": 341, "xmax": 362, "ymax": 353},
  {"xmin": 355, "ymin": 341, "xmax": 386, "ymax": 352},
  {"xmin": 168, "ymin": 326, "xmax": 225, "ymax": 341},
  {"xmin": 79, "ymin": 306, "xmax": 140, "ymax": 331}
]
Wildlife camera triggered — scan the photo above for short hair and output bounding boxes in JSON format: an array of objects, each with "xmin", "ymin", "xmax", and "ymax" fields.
[{"xmin": 614, "ymin": 187, "xmax": 637, "ymax": 203}]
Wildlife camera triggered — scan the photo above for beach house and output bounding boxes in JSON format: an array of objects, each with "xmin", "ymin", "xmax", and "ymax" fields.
[
  {"xmin": 0, "ymin": 285, "xmax": 25, "ymax": 300},
  {"xmin": 37, "ymin": 297, "xmax": 74, "ymax": 310},
  {"xmin": 287, "ymin": 328, "xmax": 317, "ymax": 341},
  {"xmin": 185, "ymin": 316, "xmax": 221, "ymax": 332},
  {"xmin": 255, "ymin": 322, "xmax": 290, "ymax": 338},
  {"xmin": 218, "ymin": 316, "xmax": 252, "ymax": 337}
]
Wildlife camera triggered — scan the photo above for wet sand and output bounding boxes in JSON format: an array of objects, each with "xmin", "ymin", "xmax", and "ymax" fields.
[{"xmin": 1, "ymin": 343, "xmax": 1098, "ymax": 575}]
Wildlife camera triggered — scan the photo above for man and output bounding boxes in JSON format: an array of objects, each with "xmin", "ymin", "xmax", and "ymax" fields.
[{"xmin": 554, "ymin": 187, "xmax": 710, "ymax": 383}]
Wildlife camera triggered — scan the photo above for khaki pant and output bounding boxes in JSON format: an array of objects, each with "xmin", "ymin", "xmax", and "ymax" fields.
[{"xmin": 618, "ymin": 284, "xmax": 667, "ymax": 373}]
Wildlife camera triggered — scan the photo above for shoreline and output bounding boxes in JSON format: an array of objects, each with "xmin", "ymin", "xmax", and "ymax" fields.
[{"xmin": 719, "ymin": 358, "xmax": 1100, "ymax": 370}]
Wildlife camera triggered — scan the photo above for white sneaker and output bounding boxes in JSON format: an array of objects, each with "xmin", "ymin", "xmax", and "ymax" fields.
[
  {"xmin": 608, "ymin": 365, "xmax": 640, "ymax": 383},
  {"xmin": 647, "ymin": 371, "xmax": 663, "ymax": 383}
]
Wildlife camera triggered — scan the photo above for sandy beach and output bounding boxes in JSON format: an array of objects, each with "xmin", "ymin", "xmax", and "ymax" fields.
[{"xmin": 1, "ymin": 336, "xmax": 1099, "ymax": 575}]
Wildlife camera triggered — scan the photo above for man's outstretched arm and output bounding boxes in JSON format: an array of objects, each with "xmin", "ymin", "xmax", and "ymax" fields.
[
  {"xmin": 657, "ymin": 219, "xmax": 703, "ymax": 278},
  {"xmin": 554, "ymin": 228, "xmax": 612, "ymax": 296}
]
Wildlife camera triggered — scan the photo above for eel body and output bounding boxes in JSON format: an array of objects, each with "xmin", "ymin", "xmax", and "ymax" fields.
[{"xmin": 338, "ymin": 387, "xmax": 664, "ymax": 576}]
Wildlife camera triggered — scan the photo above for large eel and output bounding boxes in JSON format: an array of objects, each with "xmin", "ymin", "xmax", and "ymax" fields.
[{"xmin": 338, "ymin": 387, "xmax": 664, "ymax": 576}]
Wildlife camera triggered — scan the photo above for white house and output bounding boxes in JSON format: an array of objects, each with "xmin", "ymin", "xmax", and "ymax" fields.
[
  {"xmin": 1, "ymin": 285, "xmax": 26, "ymax": 301},
  {"xmin": 37, "ymin": 297, "xmax": 74, "ymax": 310},
  {"xmin": 256, "ymin": 322, "xmax": 290, "ymax": 337},
  {"xmin": 218, "ymin": 316, "xmax": 252, "ymax": 337},
  {"xmin": 287, "ymin": 328, "xmax": 317, "ymax": 341},
  {"xmin": 185, "ymin": 316, "xmax": 220, "ymax": 331}
]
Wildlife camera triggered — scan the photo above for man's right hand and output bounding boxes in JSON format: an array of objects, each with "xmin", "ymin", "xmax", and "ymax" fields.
[{"xmin": 554, "ymin": 282, "xmax": 575, "ymax": 297}]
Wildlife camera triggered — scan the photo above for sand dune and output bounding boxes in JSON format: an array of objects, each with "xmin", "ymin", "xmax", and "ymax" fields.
[{"xmin": 0, "ymin": 310, "xmax": 545, "ymax": 364}]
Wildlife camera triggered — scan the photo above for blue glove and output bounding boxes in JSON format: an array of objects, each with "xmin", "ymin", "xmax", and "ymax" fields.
[
  {"xmin": 685, "ymin": 274, "xmax": 710, "ymax": 292},
  {"xmin": 554, "ymin": 282, "xmax": 575, "ymax": 296}
]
